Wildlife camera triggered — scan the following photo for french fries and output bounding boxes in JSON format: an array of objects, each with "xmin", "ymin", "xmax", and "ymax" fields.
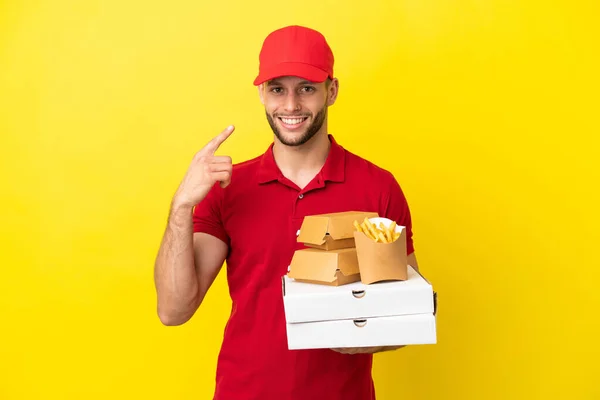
[{"xmin": 353, "ymin": 218, "xmax": 401, "ymax": 243}]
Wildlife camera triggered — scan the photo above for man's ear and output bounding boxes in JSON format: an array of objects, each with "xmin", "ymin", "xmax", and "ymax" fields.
[
  {"xmin": 327, "ymin": 78, "xmax": 339, "ymax": 106},
  {"xmin": 258, "ymin": 84, "xmax": 265, "ymax": 105}
]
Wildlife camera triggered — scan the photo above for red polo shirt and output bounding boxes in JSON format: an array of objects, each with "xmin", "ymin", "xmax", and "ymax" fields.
[{"xmin": 193, "ymin": 135, "xmax": 414, "ymax": 400}]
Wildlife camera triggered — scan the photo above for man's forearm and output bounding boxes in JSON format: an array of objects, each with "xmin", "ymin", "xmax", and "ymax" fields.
[{"xmin": 154, "ymin": 202, "xmax": 199, "ymax": 325}]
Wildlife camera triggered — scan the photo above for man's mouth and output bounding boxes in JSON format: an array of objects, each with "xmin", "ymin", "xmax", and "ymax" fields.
[{"xmin": 278, "ymin": 116, "xmax": 309, "ymax": 128}]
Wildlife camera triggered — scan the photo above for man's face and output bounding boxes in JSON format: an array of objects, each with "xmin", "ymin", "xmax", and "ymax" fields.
[{"xmin": 260, "ymin": 76, "xmax": 337, "ymax": 146}]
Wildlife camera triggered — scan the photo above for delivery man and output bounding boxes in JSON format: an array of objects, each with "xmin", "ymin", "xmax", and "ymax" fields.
[{"xmin": 154, "ymin": 25, "xmax": 419, "ymax": 400}]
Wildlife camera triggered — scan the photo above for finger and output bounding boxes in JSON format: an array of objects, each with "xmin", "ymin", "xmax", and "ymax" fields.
[
  {"xmin": 205, "ymin": 155, "xmax": 232, "ymax": 164},
  {"xmin": 331, "ymin": 348, "xmax": 353, "ymax": 354},
  {"xmin": 210, "ymin": 171, "xmax": 232, "ymax": 187},
  {"xmin": 203, "ymin": 125, "xmax": 235, "ymax": 156},
  {"xmin": 193, "ymin": 155, "xmax": 232, "ymax": 166},
  {"xmin": 219, "ymin": 173, "xmax": 232, "ymax": 188},
  {"xmin": 208, "ymin": 163, "xmax": 232, "ymax": 173}
]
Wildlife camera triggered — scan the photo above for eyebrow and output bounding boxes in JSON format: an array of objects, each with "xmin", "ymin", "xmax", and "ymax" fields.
[{"xmin": 266, "ymin": 79, "xmax": 317, "ymax": 86}]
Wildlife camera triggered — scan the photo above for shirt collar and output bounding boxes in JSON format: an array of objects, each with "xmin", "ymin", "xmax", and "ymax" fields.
[{"xmin": 256, "ymin": 134, "xmax": 346, "ymax": 184}]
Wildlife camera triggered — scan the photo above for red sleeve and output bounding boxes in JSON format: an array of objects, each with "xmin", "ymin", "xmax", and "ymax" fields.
[
  {"xmin": 381, "ymin": 173, "xmax": 415, "ymax": 255},
  {"xmin": 192, "ymin": 182, "xmax": 230, "ymax": 246}
]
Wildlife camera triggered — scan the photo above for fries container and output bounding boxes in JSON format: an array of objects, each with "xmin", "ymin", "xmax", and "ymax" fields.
[
  {"xmin": 287, "ymin": 248, "xmax": 361, "ymax": 286},
  {"xmin": 297, "ymin": 211, "xmax": 379, "ymax": 250},
  {"xmin": 354, "ymin": 217, "xmax": 408, "ymax": 284}
]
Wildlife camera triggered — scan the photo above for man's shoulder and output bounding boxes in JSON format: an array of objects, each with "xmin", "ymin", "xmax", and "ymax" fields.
[{"xmin": 342, "ymin": 145, "xmax": 397, "ymax": 182}]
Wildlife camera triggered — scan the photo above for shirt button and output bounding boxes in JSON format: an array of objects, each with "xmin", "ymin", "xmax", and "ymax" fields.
[{"xmin": 298, "ymin": 194, "xmax": 304, "ymax": 199}]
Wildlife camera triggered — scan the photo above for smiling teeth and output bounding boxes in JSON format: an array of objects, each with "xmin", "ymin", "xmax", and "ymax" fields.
[{"xmin": 281, "ymin": 118, "xmax": 304, "ymax": 125}]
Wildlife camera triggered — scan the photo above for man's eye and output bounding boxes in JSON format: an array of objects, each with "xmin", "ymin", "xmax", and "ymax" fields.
[
  {"xmin": 301, "ymin": 86, "xmax": 315, "ymax": 93},
  {"xmin": 270, "ymin": 87, "xmax": 283, "ymax": 94}
]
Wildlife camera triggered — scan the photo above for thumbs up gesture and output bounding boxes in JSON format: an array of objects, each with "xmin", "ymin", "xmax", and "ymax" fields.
[{"xmin": 173, "ymin": 125, "xmax": 235, "ymax": 209}]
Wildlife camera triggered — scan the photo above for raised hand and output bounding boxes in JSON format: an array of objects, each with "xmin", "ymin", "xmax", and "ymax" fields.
[{"xmin": 173, "ymin": 125, "xmax": 235, "ymax": 209}]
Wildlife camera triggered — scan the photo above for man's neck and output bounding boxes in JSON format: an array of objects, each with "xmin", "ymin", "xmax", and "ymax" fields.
[{"xmin": 272, "ymin": 131, "xmax": 331, "ymax": 190}]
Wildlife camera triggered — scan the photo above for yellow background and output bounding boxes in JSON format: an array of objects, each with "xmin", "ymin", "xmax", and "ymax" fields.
[{"xmin": 1, "ymin": 0, "xmax": 599, "ymax": 399}]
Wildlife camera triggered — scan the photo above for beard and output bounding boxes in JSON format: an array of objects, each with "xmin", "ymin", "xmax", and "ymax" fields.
[{"xmin": 266, "ymin": 106, "xmax": 327, "ymax": 147}]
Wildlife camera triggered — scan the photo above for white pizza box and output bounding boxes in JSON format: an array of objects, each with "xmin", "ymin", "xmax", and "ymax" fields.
[
  {"xmin": 286, "ymin": 313, "xmax": 437, "ymax": 350},
  {"xmin": 282, "ymin": 265, "xmax": 435, "ymax": 324}
]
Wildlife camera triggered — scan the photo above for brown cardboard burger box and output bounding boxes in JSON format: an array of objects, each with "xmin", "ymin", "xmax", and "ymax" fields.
[
  {"xmin": 296, "ymin": 211, "xmax": 379, "ymax": 250},
  {"xmin": 287, "ymin": 211, "xmax": 379, "ymax": 286},
  {"xmin": 287, "ymin": 248, "xmax": 360, "ymax": 286},
  {"xmin": 353, "ymin": 217, "xmax": 409, "ymax": 284}
]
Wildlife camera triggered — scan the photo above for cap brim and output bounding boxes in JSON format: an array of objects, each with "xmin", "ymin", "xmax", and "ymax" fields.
[{"xmin": 253, "ymin": 62, "xmax": 330, "ymax": 86}]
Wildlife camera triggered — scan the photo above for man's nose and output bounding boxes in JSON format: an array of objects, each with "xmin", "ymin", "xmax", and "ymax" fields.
[{"xmin": 283, "ymin": 93, "xmax": 300, "ymax": 113}]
